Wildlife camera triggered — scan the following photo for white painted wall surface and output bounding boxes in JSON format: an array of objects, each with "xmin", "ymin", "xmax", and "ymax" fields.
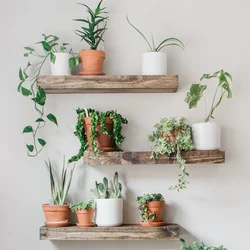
[{"xmin": 0, "ymin": 0, "xmax": 249, "ymax": 249}]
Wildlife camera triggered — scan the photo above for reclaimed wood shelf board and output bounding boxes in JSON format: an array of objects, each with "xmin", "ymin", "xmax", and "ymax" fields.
[
  {"xmin": 84, "ymin": 150, "xmax": 225, "ymax": 165},
  {"xmin": 40, "ymin": 224, "xmax": 180, "ymax": 240},
  {"xmin": 37, "ymin": 75, "xmax": 178, "ymax": 94}
]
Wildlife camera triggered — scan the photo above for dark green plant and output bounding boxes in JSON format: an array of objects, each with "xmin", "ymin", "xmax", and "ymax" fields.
[
  {"xmin": 69, "ymin": 108, "xmax": 128, "ymax": 163},
  {"xmin": 70, "ymin": 200, "xmax": 94, "ymax": 212},
  {"xmin": 148, "ymin": 118, "xmax": 193, "ymax": 191},
  {"xmin": 74, "ymin": 0, "xmax": 108, "ymax": 50},
  {"xmin": 137, "ymin": 193, "xmax": 164, "ymax": 222},
  {"xmin": 127, "ymin": 16, "xmax": 184, "ymax": 52},
  {"xmin": 185, "ymin": 70, "xmax": 232, "ymax": 122},
  {"xmin": 91, "ymin": 172, "xmax": 122, "ymax": 199},
  {"xmin": 180, "ymin": 238, "xmax": 227, "ymax": 250}
]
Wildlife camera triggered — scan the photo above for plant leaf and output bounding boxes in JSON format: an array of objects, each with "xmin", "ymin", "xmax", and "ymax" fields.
[
  {"xmin": 38, "ymin": 138, "xmax": 46, "ymax": 147},
  {"xmin": 24, "ymin": 47, "xmax": 34, "ymax": 51},
  {"xmin": 23, "ymin": 126, "xmax": 33, "ymax": 133},
  {"xmin": 21, "ymin": 87, "xmax": 32, "ymax": 96},
  {"xmin": 156, "ymin": 38, "xmax": 185, "ymax": 51},
  {"xmin": 50, "ymin": 53, "xmax": 56, "ymax": 64},
  {"xmin": 35, "ymin": 118, "xmax": 45, "ymax": 122},
  {"xmin": 185, "ymin": 84, "xmax": 207, "ymax": 109},
  {"xmin": 26, "ymin": 144, "xmax": 34, "ymax": 152},
  {"xmin": 47, "ymin": 113, "xmax": 58, "ymax": 126},
  {"xmin": 19, "ymin": 68, "xmax": 24, "ymax": 81},
  {"xmin": 41, "ymin": 41, "xmax": 51, "ymax": 52},
  {"xmin": 35, "ymin": 87, "xmax": 46, "ymax": 106}
]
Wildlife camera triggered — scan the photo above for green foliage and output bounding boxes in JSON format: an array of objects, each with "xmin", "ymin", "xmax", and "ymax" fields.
[
  {"xmin": 148, "ymin": 118, "xmax": 193, "ymax": 191},
  {"xmin": 69, "ymin": 108, "xmax": 128, "ymax": 163},
  {"xmin": 127, "ymin": 16, "xmax": 184, "ymax": 52},
  {"xmin": 185, "ymin": 70, "xmax": 232, "ymax": 122},
  {"xmin": 91, "ymin": 172, "xmax": 122, "ymax": 199},
  {"xmin": 74, "ymin": 0, "xmax": 108, "ymax": 50},
  {"xmin": 46, "ymin": 157, "xmax": 75, "ymax": 205},
  {"xmin": 70, "ymin": 200, "xmax": 94, "ymax": 212},
  {"xmin": 180, "ymin": 238, "xmax": 227, "ymax": 250}
]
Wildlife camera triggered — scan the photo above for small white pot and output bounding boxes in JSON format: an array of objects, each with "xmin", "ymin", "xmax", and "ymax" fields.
[
  {"xmin": 142, "ymin": 52, "xmax": 167, "ymax": 75},
  {"xmin": 95, "ymin": 198, "xmax": 123, "ymax": 226},
  {"xmin": 192, "ymin": 122, "xmax": 221, "ymax": 150},
  {"xmin": 50, "ymin": 53, "xmax": 71, "ymax": 76}
]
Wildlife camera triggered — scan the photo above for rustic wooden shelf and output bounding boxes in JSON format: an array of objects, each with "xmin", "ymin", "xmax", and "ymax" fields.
[
  {"xmin": 40, "ymin": 224, "xmax": 180, "ymax": 240},
  {"xmin": 84, "ymin": 150, "xmax": 225, "ymax": 165},
  {"xmin": 37, "ymin": 75, "xmax": 178, "ymax": 94}
]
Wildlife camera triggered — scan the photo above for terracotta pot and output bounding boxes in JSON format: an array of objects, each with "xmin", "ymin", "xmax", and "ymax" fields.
[
  {"xmin": 76, "ymin": 208, "xmax": 94, "ymax": 226},
  {"xmin": 79, "ymin": 50, "xmax": 105, "ymax": 75},
  {"xmin": 84, "ymin": 117, "xmax": 114, "ymax": 152},
  {"xmin": 145, "ymin": 201, "xmax": 165, "ymax": 222}
]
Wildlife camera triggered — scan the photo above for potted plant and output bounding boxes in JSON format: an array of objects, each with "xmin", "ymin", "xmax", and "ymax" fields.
[
  {"xmin": 137, "ymin": 193, "xmax": 166, "ymax": 227},
  {"xmin": 148, "ymin": 117, "xmax": 194, "ymax": 191},
  {"xmin": 180, "ymin": 238, "xmax": 227, "ymax": 250},
  {"xmin": 127, "ymin": 16, "xmax": 184, "ymax": 75},
  {"xmin": 91, "ymin": 172, "xmax": 123, "ymax": 227},
  {"xmin": 73, "ymin": 0, "xmax": 108, "ymax": 75},
  {"xmin": 70, "ymin": 201, "xmax": 95, "ymax": 227},
  {"xmin": 185, "ymin": 70, "xmax": 232, "ymax": 150},
  {"xmin": 69, "ymin": 108, "xmax": 128, "ymax": 163},
  {"xmin": 42, "ymin": 157, "xmax": 75, "ymax": 228}
]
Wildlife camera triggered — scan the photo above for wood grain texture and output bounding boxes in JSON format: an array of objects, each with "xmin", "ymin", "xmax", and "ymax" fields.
[
  {"xmin": 37, "ymin": 75, "xmax": 178, "ymax": 94},
  {"xmin": 84, "ymin": 150, "xmax": 225, "ymax": 165},
  {"xmin": 40, "ymin": 224, "xmax": 180, "ymax": 240}
]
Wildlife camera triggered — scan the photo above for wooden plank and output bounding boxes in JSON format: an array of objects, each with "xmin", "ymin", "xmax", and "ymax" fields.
[
  {"xmin": 40, "ymin": 224, "xmax": 180, "ymax": 240},
  {"xmin": 37, "ymin": 75, "xmax": 178, "ymax": 94},
  {"xmin": 84, "ymin": 150, "xmax": 225, "ymax": 165}
]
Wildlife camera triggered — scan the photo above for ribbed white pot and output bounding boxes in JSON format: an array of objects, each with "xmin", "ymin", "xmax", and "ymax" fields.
[
  {"xmin": 192, "ymin": 122, "xmax": 220, "ymax": 150},
  {"xmin": 142, "ymin": 52, "xmax": 167, "ymax": 75},
  {"xmin": 50, "ymin": 53, "xmax": 71, "ymax": 76},
  {"xmin": 95, "ymin": 198, "xmax": 123, "ymax": 227}
]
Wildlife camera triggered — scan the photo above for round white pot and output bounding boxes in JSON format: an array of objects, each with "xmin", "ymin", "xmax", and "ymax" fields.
[
  {"xmin": 95, "ymin": 198, "xmax": 123, "ymax": 227},
  {"xmin": 50, "ymin": 53, "xmax": 71, "ymax": 76},
  {"xmin": 142, "ymin": 52, "xmax": 167, "ymax": 75},
  {"xmin": 192, "ymin": 122, "xmax": 221, "ymax": 150}
]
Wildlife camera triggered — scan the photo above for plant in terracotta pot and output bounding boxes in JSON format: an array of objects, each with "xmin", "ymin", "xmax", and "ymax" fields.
[
  {"xmin": 127, "ymin": 16, "xmax": 184, "ymax": 75},
  {"xmin": 69, "ymin": 108, "xmax": 128, "ymax": 163},
  {"xmin": 180, "ymin": 238, "xmax": 227, "ymax": 250},
  {"xmin": 70, "ymin": 201, "xmax": 95, "ymax": 227},
  {"xmin": 137, "ymin": 193, "xmax": 165, "ymax": 227},
  {"xmin": 74, "ymin": 0, "xmax": 108, "ymax": 75},
  {"xmin": 185, "ymin": 69, "xmax": 232, "ymax": 150},
  {"xmin": 42, "ymin": 157, "xmax": 75, "ymax": 228},
  {"xmin": 148, "ymin": 118, "xmax": 194, "ymax": 191},
  {"xmin": 91, "ymin": 172, "xmax": 123, "ymax": 227}
]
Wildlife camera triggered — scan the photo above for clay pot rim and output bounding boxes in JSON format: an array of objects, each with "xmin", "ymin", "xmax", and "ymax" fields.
[
  {"xmin": 75, "ymin": 208, "xmax": 94, "ymax": 213},
  {"xmin": 42, "ymin": 203, "xmax": 69, "ymax": 207},
  {"xmin": 139, "ymin": 200, "xmax": 165, "ymax": 207},
  {"xmin": 84, "ymin": 116, "xmax": 114, "ymax": 125},
  {"xmin": 79, "ymin": 49, "xmax": 105, "ymax": 57},
  {"xmin": 42, "ymin": 204, "xmax": 70, "ymax": 211}
]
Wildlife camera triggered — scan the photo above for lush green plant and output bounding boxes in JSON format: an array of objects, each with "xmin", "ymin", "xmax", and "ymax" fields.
[
  {"xmin": 74, "ymin": 0, "xmax": 108, "ymax": 50},
  {"xmin": 180, "ymin": 238, "xmax": 227, "ymax": 250},
  {"xmin": 46, "ymin": 157, "xmax": 75, "ymax": 205},
  {"xmin": 69, "ymin": 108, "xmax": 128, "ymax": 163},
  {"xmin": 70, "ymin": 200, "xmax": 94, "ymax": 212},
  {"xmin": 137, "ymin": 193, "xmax": 163, "ymax": 222},
  {"xmin": 127, "ymin": 16, "xmax": 184, "ymax": 52},
  {"xmin": 185, "ymin": 70, "xmax": 232, "ymax": 122},
  {"xmin": 91, "ymin": 172, "xmax": 122, "ymax": 199},
  {"xmin": 148, "ymin": 118, "xmax": 193, "ymax": 191}
]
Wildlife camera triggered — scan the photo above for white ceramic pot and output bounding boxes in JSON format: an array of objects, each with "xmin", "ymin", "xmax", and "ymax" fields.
[
  {"xmin": 95, "ymin": 198, "xmax": 123, "ymax": 226},
  {"xmin": 192, "ymin": 122, "xmax": 220, "ymax": 150},
  {"xmin": 50, "ymin": 53, "xmax": 71, "ymax": 76},
  {"xmin": 142, "ymin": 52, "xmax": 167, "ymax": 75}
]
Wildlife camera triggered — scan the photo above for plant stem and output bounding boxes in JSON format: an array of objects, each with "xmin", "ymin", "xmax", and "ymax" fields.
[{"xmin": 206, "ymin": 85, "xmax": 220, "ymax": 122}]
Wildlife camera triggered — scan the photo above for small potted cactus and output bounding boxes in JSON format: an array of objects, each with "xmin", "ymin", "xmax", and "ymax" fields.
[{"xmin": 91, "ymin": 172, "xmax": 123, "ymax": 227}]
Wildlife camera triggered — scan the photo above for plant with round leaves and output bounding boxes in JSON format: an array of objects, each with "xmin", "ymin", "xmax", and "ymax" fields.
[
  {"xmin": 185, "ymin": 70, "xmax": 232, "ymax": 122},
  {"xmin": 180, "ymin": 238, "xmax": 227, "ymax": 250},
  {"xmin": 69, "ymin": 200, "xmax": 94, "ymax": 212},
  {"xmin": 148, "ymin": 118, "xmax": 194, "ymax": 191}
]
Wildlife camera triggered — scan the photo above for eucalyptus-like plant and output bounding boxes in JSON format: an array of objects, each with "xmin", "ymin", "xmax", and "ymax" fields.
[
  {"xmin": 70, "ymin": 200, "xmax": 94, "ymax": 212},
  {"xmin": 74, "ymin": 0, "xmax": 108, "ymax": 50},
  {"xmin": 180, "ymin": 238, "xmax": 227, "ymax": 250},
  {"xmin": 148, "ymin": 118, "xmax": 193, "ymax": 191},
  {"xmin": 126, "ymin": 16, "xmax": 184, "ymax": 52},
  {"xmin": 185, "ymin": 70, "xmax": 232, "ymax": 122}
]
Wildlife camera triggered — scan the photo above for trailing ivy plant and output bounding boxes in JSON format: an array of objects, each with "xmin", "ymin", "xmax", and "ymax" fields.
[
  {"xmin": 180, "ymin": 238, "xmax": 227, "ymax": 250},
  {"xmin": 185, "ymin": 70, "xmax": 232, "ymax": 122},
  {"xmin": 69, "ymin": 108, "xmax": 128, "ymax": 163},
  {"xmin": 70, "ymin": 200, "xmax": 94, "ymax": 212},
  {"xmin": 148, "ymin": 118, "xmax": 193, "ymax": 191},
  {"xmin": 137, "ymin": 193, "xmax": 163, "ymax": 222}
]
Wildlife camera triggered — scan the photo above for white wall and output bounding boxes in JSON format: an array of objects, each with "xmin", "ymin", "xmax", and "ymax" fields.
[{"xmin": 1, "ymin": 0, "xmax": 249, "ymax": 249}]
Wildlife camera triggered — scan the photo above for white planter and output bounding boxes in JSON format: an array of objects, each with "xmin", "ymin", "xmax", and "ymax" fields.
[
  {"xmin": 142, "ymin": 52, "xmax": 167, "ymax": 75},
  {"xmin": 95, "ymin": 198, "xmax": 123, "ymax": 226},
  {"xmin": 192, "ymin": 122, "xmax": 220, "ymax": 150},
  {"xmin": 50, "ymin": 53, "xmax": 71, "ymax": 76}
]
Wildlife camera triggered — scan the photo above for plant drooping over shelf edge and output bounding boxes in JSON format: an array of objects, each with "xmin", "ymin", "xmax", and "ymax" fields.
[{"xmin": 180, "ymin": 238, "xmax": 227, "ymax": 250}]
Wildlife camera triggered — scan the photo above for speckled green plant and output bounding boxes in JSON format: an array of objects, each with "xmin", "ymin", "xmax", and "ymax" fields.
[
  {"xmin": 180, "ymin": 238, "xmax": 227, "ymax": 250},
  {"xmin": 70, "ymin": 200, "xmax": 94, "ymax": 212}
]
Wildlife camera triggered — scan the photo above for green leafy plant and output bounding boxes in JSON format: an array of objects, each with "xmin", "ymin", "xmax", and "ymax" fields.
[
  {"xmin": 69, "ymin": 108, "xmax": 128, "ymax": 163},
  {"xmin": 137, "ymin": 193, "xmax": 163, "ymax": 222},
  {"xmin": 185, "ymin": 70, "xmax": 232, "ymax": 122},
  {"xmin": 126, "ymin": 16, "xmax": 184, "ymax": 52},
  {"xmin": 91, "ymin": 172, "xmax": 122, "ymax": 199},
  {"xmin": 180, "ymin": 238, "xmax": 227, "ymax": 250},
  {"xmin": 148, "ymin": 118, "xmax": 194, "ymax": 191},
  {"xmin": 70, "ymin": 200, "xmax": 94, "ymax": 212},
  {"xmin": 46, "ymin": 157, "xmax": 75, "ymax": 205},
  {"xmin": 74, "ymin": 0, "xmax": 108, "ymax": 50}
]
